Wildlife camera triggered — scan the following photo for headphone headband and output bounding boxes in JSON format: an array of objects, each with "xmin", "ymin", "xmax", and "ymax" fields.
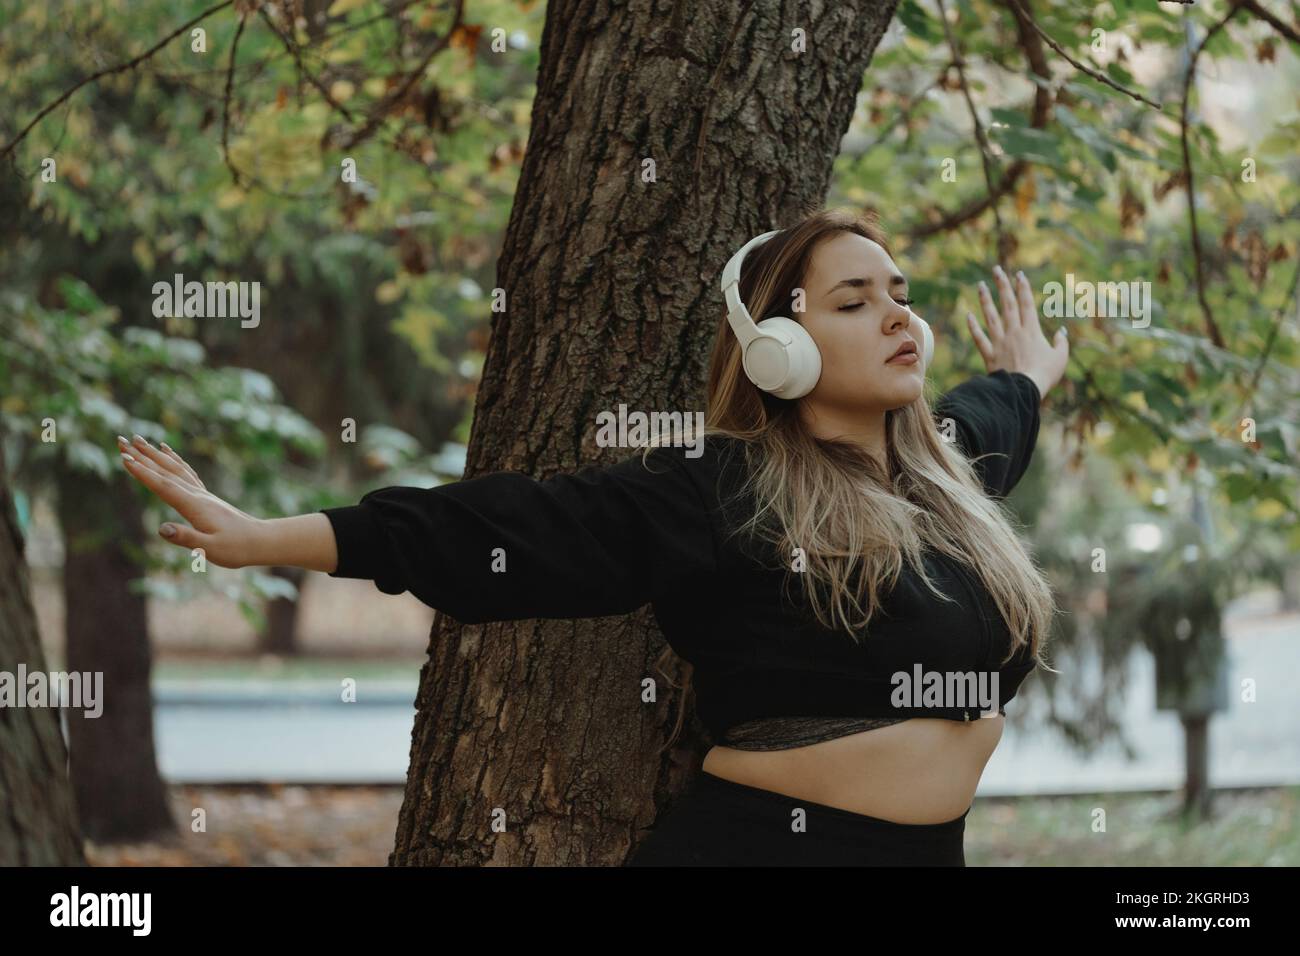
[{"xmin": 720, "ymin": 229, "xmax": 779, "ymax": 348}]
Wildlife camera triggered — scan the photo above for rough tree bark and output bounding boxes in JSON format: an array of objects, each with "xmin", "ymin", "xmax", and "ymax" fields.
[
  {"xmin": 56, "ymin": 469, "xmax": 175, "ymax": 843},
  {"xmin": 0, "ymin": 445, "xmax": 84, "ymax": 864},
  {"xmin": 390, "ymin": 0, "xmax": 900, "ymax": 865}
]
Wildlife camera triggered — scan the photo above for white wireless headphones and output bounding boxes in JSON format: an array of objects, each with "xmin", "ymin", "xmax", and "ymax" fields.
[{"xmin": 720, "ymin": 229, "xmax": 934, "ymax": 400}]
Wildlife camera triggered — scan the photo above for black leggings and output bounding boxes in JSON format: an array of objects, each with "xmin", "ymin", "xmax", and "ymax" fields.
[{"xmin": 626, "ymin": 770, "xmax": 969, "ymax": 866}]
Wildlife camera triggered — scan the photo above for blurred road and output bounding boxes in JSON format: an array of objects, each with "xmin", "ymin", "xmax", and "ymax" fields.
[{"xmin": 981, "ymin": 601, "xmax": 1300, "ymax": 796}]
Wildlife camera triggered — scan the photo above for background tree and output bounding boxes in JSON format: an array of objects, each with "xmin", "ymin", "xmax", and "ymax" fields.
[{"xmin": 0, "ymin": 443, "xmax": 84, "ymax": 866}]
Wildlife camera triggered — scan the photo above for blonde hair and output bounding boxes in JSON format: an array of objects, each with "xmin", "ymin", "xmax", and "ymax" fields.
[{"xmin": 651, "ymin": 207, "xmax": 1056, "ymax": 749}]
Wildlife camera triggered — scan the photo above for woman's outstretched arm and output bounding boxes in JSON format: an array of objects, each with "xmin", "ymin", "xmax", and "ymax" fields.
[
  {"xmin": 117, "ymin": 434, "xmax": 338, "ymax": 573},
  {"xmin": 117, "ymin": 431, "xmax": 718, "ymax": 624}
]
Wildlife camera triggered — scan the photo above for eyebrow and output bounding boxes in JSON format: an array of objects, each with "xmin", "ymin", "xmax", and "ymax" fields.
[{"xmin": 825, "ymin": 274, "xmax": 908, "ymax": 297}]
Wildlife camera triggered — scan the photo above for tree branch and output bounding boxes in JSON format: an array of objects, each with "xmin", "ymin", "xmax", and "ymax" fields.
[
  {"xmin": 908, "ymin": 160, "xmax": 1032, "ymax": 238},
  {"xmin": 1239, "ymin": 238, "xmax": 1300, "ymax": 422},
  {"xmin": 935, "ymin": 0, "xmax": 1008, "ymax": 256},
  {"xmin": 1238, "ymin": 0, "xmax": 1300, "ymax": 45},
  {"xmin": 0, "ymin": 0, "xmax": 235, "ymax": 161},
  {"xmin": 1004, "ymin": 0, "xmax": 1163, "ymax": 109},
  {"xmin": 906, "ymin": 0, "xmax": 1052, "ymax": 240},
  {"xmin": 1179, "ymin": 7, "xmax": 1242, "ymax": 350},
  {"xmin": 258, "ymin": 5, "xmax": 357, "ymax": 125},
  {"xmin": 221, "ymin": 13, "xmax": 249, "ymax": 186},
  {"xmin": 336, "ymin": 0, "xmax": 466, "ymax": 150}
]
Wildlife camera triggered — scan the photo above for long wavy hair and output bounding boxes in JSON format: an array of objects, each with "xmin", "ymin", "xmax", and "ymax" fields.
[{"xmin": 652, "ymin": 207, "xmax": 1057, "ymax": 750}]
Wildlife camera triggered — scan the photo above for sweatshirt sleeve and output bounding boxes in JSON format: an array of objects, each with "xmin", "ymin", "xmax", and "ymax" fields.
[
  {"xmin": 318, "ymin": 446, "xmax": 717, "ymax": 624},
  {"xmin": 932, "ymin": 370, "xmax": 1042, "ymax": 500}
]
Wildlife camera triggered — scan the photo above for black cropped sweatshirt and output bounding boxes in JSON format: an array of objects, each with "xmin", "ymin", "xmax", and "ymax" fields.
[{"xmin": 321, "ymin": 370, "xmax": 1044, "ymax": 742}]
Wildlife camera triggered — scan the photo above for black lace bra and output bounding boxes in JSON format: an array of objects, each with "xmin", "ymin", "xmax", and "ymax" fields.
[{"xmin": 719, "ymin": 709, "xmax": 1008, "ymax": 751}]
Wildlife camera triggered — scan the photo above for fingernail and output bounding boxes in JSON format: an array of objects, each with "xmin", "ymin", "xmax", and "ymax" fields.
[
  {"xmin": 121, "ymin": 452, "xmax": 135, "ymax": 463},
  {"xmin": 995, "ymin": 264, "xmax": 1005, "ymax": 276},
  {"xmin": 132, "ymin": 433, "xmax": 145, "ymax": 444},
  {"xmin": 978, "ymin": 281, "xmax": 988, "ymax": 292},
  {"xmin": 116, "ymin": 435, "xmax": 128, "ymax": 445},
  {"xmin": 1016, "ymin": 270, "xmax": 1026, "ymax": 282},
  {"xmin": 160, "ymin": 441, "xmax": 173, "ymax": 452},
  {"xmin": 160, "ymin": 524, "xmax": 175, "ymax": 538}
]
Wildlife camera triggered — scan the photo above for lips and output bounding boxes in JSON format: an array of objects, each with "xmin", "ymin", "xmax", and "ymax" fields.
[{"xmin": 887, "ymin": 340, "xmax": 918, "ymax": 363}]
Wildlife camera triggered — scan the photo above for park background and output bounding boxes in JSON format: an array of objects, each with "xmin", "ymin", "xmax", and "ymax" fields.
[{"xmin": 1, "ymin": 0, "xmax": 1298, "ymax": 865}]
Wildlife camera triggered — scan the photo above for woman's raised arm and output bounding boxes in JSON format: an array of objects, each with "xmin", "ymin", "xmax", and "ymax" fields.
[{"xmin": 966, "ymin": 264, "xmax": 1068, "ymax": 401}]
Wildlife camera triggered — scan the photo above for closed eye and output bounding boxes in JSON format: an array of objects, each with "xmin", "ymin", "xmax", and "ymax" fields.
[{"xmin": 838, "ymin": 297, "xmax": 915, "ymax": 311}]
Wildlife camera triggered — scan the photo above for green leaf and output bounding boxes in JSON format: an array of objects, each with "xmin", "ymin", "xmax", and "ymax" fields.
[
  {"xmin": 993, "ymin": 126, "xmax": 1063, "ymax": 165},
  {"xmin": 989, "ymin": 107, "xmax": 1028, "ymax": 128},
  {"xmin": 56, "ymin": 277, "xmax": 105, "ymax": 315},
  {"xmin": 896, "ymin": 0, "xmax": 934, "ymax": 40}
]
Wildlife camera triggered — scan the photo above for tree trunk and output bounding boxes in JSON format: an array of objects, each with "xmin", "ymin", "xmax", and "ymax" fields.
[
  {"xmin": 260, "ymin": 566, "xmax": 305, "ymax": 656},
  {"xmin": 56, "ymin": 468, "xmax": 175, "ymax": 843},
  {"xmin": 390, "ymin": 0, "xmax": 900, "ymax": 865},
  {"xmin": 0, "ymin": 445, "xmax": 84, "ymax": 864},
  {"xmin": 1181, "ymin": 713, "xmax": 1212, "ymax": 821}
]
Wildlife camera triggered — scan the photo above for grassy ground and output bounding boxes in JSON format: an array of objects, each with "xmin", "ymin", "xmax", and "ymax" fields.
[
  {"xmin": 85, "ymin": 783, "xmax": 1298, "ymax": 866},
  {"xmin": 966, "ymin": 786, "xmax": 1300, "ymax": 866}
]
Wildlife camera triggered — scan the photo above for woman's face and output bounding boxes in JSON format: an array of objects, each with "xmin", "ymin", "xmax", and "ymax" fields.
[{"xmin": 796, "ymin": 231, "xmax": 927, "ymax": 412}]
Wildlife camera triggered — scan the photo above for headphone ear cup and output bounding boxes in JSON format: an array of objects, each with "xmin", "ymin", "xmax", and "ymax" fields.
[
  {"xmin": 746, "ymin": 316, "xmax": 822, "ymax": 399},
  {"xmin": 916, "ymin": 317, "xmax": 934, "ymax": 368}
]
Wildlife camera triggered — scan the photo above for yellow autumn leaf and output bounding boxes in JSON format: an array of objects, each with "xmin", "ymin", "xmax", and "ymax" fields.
[
  {"xmin": 1253, "ymin": 499, "xmax": 1285, "ymax": 520},
  {"xmin": 327, "ymin": 0, "xmax": 369, "ymax": 15},
  {"xmin": 329, "ymin": 80, "xmax": 355, "ymax": 102},
  {"xmin": 131, "ymin": 237, "xmax": 155, "ymax": 272},
  {"xmin": 375, "ymin": 280, "xmax": 402, "ymax": 304},
  {"xmin": 1015, "ymin": 171, "xmax": 1036, "ymax": 220},
  {"xmin": 1122, "ymin": 391, "xmax": 1148, "ymax": 412}
]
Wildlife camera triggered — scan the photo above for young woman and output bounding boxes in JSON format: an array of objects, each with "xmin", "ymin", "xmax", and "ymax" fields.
[{"xmin": 118, "ymin": 208, "xmax": 1068, "ymax": 866}]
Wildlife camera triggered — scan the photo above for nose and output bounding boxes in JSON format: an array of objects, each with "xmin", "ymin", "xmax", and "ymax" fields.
[{"xmin": 885, "ymin": 302, "xmax": 912, "ymax": 335}]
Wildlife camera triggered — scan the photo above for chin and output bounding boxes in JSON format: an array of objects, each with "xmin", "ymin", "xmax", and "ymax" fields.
[
  {"xmin": 883, "ymin": 387, "xmax": 925, "ymax": 408},
  {"xmin": 881, "ymin": 377, "xmax": 924, "ymax": 409}
]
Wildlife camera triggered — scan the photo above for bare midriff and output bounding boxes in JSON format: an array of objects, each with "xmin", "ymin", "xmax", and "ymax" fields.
[{"xmin": 700, "ymin": 715, "xmax": 1005, "ymax": 824}]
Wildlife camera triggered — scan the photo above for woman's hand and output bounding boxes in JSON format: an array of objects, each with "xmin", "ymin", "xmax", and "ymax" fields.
[
  {"xmin": 117, "ymin": 434, "xmax": 266, "ymax": 569},
  {"xmin": 967, "ymin": 264, "xmax": 1068, "ymax": 401},
  {"xmin": 117, "ymin": 434, "xmax": 340, "ymax": 573}
]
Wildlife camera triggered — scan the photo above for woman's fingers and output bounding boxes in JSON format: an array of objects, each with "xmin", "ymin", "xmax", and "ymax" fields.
[
  {"xmin": 120, "ymin": 450, "xmax": 203, "ymax": 520},
  {"xmin": 976, "ymin": 280, "xmax": 1005, "ymax": 340},
  {"xmin": 118, "ymin": 434, "xmax": 179, "ymax": 480},
  {"xmin": 159, "ymin": 441, "xmax": 206, "ymax": 489},
  {"xmin": 992, "ymin": 265, "xmax": 1020, "ymax": 329},
  {"xmin": 1014, "ymin": 270, "xmax": 1041, "ymax": 331},
  {"xmin": 157, "ymin": 520, "xmax": 211, "ymax": 551},
  {"xmin": 119, "ymin": 434, "xmax": 206, "ymax": 490},
  {"xmin": 965, "ymin": 311, "xmax": 995, "ymax": 365}
]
